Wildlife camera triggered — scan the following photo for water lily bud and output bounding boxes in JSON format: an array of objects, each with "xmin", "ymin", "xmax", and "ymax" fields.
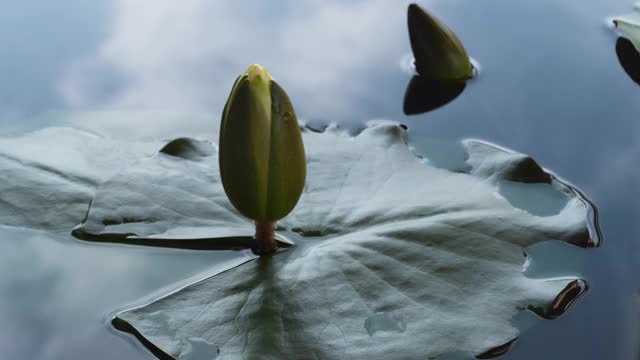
[
  {"xmin": 219, "ymin": 64, "xmax": 306, "ymax": 224},
  {"xmin": 408, "ymin": 3, "xmax": 473, "ymax": 81}
]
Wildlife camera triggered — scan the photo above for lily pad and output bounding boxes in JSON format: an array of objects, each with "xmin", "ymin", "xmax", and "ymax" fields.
[
  {"xmin": 612, "ymin": 8, "xmax": 640, "ymax": 51},
  {"xmin": 71, "ymin": 136, "xmax": 257, "ymax": 249},
  {"xmin": 73, "ymin": 121, "xmax": 599, "ymax": 359},
  {"xmin": 0, "ymin": 127, "xmax": 159, "ymax": 232}
]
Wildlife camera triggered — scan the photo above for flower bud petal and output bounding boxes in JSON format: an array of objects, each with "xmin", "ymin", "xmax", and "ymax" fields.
[{"xmin": 219, "ymin": 65, "xmax": 306, "ymax": 222}]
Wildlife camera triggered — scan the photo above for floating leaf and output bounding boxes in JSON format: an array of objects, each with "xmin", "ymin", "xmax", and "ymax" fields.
[
  {"xmin": 70, "ymin": 121, "xmax": 599, "ymax": 359},
  {"xmin": 71, "ymin": 136, "xmax": 258, "ymax": 249},
  {"xmin": 612, "ymin": 8, "xmax": 640, "ymax": 51},
  {"xmin": 407, "ymin": 3, "xmax": 473, "ymax": 81},
  {"xmin": 0, "ymin": 127, "xmax": 159, "ymax": 232}
]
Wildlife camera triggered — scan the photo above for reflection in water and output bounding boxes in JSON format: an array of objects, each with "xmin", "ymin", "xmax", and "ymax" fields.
[
  {"xmin": 403, "ymin": 75, "xmax": 466, "ymax": 115},
  {"xmin": 523, "ymin": 241, "xmax": 587, "ymax": 279},
  {"xmin": 475, "ymin": 338, "xmax": 518, "ymax": 359},
  {"xmin": 183, "ymin": 337, "xmax": 219, "ymax": 359},
  {"xmin": 0, "ymin": 0, "xmax": 637, "ymax": 358},
  {"xmin": 56, "ymin": 0, "xmax": 409, "ymax": 138},
  {"xmin": 0, "ymin": 226, "xmax": 245, "ymax": 360},
  {"xmin": 403, "ymin": 2, "xmax": 470, "ymax": 116},
  {"xmin": 615, "ymin": 37, "xmax": 640, "ymax": 86},
  {"xmin": 545, "ymin": 280, "xmax": 590, "ymax": 320},
  {"xmin": 497, "ymin": 181, "xmax": 570, "ymax": 217},
  {"xmin": 72, "ymin": 228, "xmax": 260, "ymax": 252},
  {"xmin": 112, "ymin": 318, "xmax": 174, "ymax": 360},
  {"xmin": 525, "ymin": 280, "xmax": 590, "ymax": 320},
  {"xmin": 114, "ymin": 318, "xmax": 222, "ymax": 359}
]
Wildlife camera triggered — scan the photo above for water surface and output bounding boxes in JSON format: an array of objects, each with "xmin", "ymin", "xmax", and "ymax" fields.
[{"xmin": 0, "ymin": 0, "xmax": 638, "ymax": 359}]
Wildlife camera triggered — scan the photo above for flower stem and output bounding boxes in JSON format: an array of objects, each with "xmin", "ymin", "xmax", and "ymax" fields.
[{"xmin": 254, "ymin": 221, "xmax": 276, "ymax": 254}]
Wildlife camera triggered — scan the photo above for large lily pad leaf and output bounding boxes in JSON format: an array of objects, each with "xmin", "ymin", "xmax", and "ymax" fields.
[
  {"xmin": 76, "ymin": 121, "xmax": 599, "ymax": 359},
  {"xmin": 0, "ymin": 127, "xmax": 159, "ymax": 232},
  {"xmin": 72, "ymin": 136, "xmax": 256, "ymax": 247}
]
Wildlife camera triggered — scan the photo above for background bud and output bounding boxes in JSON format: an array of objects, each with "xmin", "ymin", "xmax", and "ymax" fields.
[{"xmin": 408, "ymin": 3, "xmax": 473, "ymax": 81}]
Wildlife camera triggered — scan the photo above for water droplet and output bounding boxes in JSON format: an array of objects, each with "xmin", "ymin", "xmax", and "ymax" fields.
[
  {"xmin": 182, "ymin": 337, "xmax": 219, "ymax": 359},
  {"xmin": 469, "ymin": 57, "xmax": 482, "ymax": 78},
  {"xmin": 364, "ymin": 312, "xmax": 407, "ymax": 336}
]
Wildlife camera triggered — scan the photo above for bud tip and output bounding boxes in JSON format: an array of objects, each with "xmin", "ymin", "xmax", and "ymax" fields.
[{"xmin": 245, "ymin": 63, "xmax": 272, "ymax": 83}]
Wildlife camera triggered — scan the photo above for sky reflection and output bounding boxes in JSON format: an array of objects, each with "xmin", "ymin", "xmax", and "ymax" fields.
[
  {"xmin": 58, "ymin": 0, "xmax": 413, "ymax": 138},
  {"xmin": 0, "ymin": 226, "xmax": 248, "ymax": 360},
  {"xmin": 0, "ymin": 0, "xmax": 639, "ymax": 359}
]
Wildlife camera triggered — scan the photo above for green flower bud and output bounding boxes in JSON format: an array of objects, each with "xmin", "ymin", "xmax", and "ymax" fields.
[
  {"xmin": 408, "ymin": 3, "xmax": 473, "ymax": 81},
  {"xmin": 219, "ymin": 64, "xmax": 306, "ymax": 224}
]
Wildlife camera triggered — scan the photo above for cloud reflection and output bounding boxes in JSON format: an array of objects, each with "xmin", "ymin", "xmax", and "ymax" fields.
[
  {"xmin": 0, "ymin": 227, "xmax": 246, "ymax": 360},
  {"xmin": 60, "ymin": 0, "xmax": 418, "ymax": 138}
]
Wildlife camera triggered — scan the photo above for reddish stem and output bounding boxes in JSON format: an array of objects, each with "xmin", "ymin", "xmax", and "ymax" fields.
[{"xmin": 254, "ymin": 221, "xmax": 277, "ymax": 254}]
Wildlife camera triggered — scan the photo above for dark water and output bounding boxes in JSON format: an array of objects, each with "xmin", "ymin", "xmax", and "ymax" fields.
[{"xmin": 0, "ymin": 0, "xmax": 638, "ymax": 359}]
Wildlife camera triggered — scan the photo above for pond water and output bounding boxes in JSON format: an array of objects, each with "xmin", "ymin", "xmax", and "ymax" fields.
[{"xmin": 0, "ymin": 0, "xmax": 638, "ymax": 359}]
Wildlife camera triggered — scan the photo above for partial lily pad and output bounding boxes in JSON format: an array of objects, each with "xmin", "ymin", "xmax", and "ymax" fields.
[
  {"xmin": 611, "ymin": 7, "xmax": 640, "ymax": 85},
  {"xmin": 612, "ymin": 8, "xmax": 640, "ymax": 51},
  {"xmin": 75, "ymin": 121, "xmax": 600, "ymax": 359},
  {"xmin": 72, "ymin": 136, "xmax": 254, "ymax": 246},
  {"xmin": 0, "ymin": 127, "xmax": 159, "ymax": 232}
]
